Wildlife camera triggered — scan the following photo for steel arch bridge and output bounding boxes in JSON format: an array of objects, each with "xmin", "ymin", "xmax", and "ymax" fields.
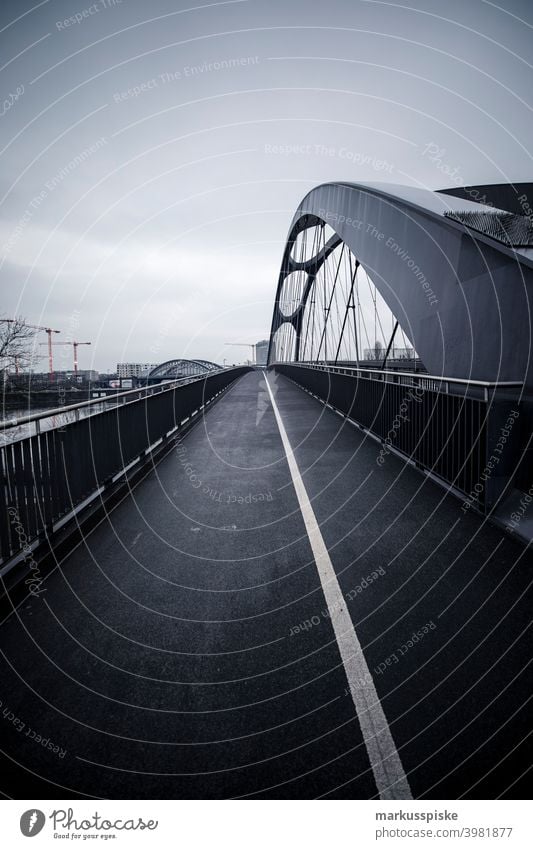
[
  {"xmin": 267, "ymin": 181, "xmax": 533, "ymax": 384},
  {"xmin": 267, "ymin": 180, "xmax": 533, "ymax": 509},
  {"xmin": 148, "ymin": 358, "xmax": 221, "ymax": 380}
]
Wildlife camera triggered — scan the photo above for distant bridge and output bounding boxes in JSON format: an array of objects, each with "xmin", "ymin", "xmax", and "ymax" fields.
[{"xmin": 148, "ymin": 358, "xmax": 221, "ymax": 381}]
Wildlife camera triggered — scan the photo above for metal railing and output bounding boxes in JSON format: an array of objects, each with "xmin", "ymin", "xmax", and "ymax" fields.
[
  {"xmin": 0, "ymin": 367, "xmax": 249, "ymax": 566},
  {"xmin": 284, "ymin": 361, "xmax": 522, "ymax": 402},
  {"xmin": 273, "ymin": 362, "xmax": 522, "ymax": 512},
  {"xmin": 0, "ymin": 372, "xmax": 217, "ymax": 435}
]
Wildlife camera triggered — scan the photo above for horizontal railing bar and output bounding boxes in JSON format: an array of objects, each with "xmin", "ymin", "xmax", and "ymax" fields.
[
  {"xmin": 0, "ymin": 368, "xmax": 230, "ymax": 430},
  {"xmin": 271, "ymin": 361, "xmax": 523, "ymax": 390}
]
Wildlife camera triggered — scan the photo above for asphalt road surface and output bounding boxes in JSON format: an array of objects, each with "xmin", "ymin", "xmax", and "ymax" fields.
[{"xmin": 0, "ymin": 371, "xmax": 531, "ymax": 799}]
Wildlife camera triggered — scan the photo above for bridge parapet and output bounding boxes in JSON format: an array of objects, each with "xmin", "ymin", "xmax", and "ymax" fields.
[
  {"xmin": 0, "ymin": 367, "xmax": 249, "ymax": 576},
  {"xmin": 272, "ymin": 362, "xmax": 522, "ymax": 514}
]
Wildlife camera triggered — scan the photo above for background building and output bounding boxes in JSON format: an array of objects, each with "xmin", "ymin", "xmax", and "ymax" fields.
[
  {"xmin": 6, "ymin": 369, "xmax": 99, "ymax": 386},
  {"xmin": 117, "ymin": 363, "xmax": 159, "ymax": 378},
  {"xmin": 363, "ymin": 346, "xmax": 415, "ymax": 361},
  {"xmin": 255, "ymin": 340, "xmax": 269, "ymax": 366}
]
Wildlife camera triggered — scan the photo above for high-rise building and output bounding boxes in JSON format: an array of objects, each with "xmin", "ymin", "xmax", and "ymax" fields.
[
  {"xmin": 255, "ymin": 340, "xmax": 269, "ymax": 366},
  {"xmin": 117, "ymin": 363, "xmax": 159, "ymax": 378}
]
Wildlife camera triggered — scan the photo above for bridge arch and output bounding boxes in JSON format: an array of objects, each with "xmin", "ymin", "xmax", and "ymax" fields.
[
  {"xmin": 268, "ymin": 182, "xmax": 533, "ymax": 383},
  {"xmin": 148, "ymin": 359, "xmax": 221, "ymax": 380}
]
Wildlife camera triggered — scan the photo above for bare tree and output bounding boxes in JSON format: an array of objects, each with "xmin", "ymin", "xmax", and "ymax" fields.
[
  {"xmin": 0, "ymin": 317, "xmax": 38, "ymax": 377},
  {"xmin": 373, "ymin": 339, "xmax": 383, "ymax": 361}
]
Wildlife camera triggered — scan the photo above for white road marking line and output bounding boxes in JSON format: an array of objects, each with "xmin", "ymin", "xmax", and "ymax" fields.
[{"xmin": 265, "ymin": 375, "xmax": 412, "ymax": 800}]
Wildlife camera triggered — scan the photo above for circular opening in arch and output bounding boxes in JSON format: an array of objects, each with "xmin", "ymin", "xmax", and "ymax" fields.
[
  {"xmin": 278, "ymin": 269, "xmax": 308, "ymax": 317},
  {"xmin": 290, "ymin": 223, "xmax": 337, "ymax": 262},
  {"xmin": 271, "ymin": 322, "xmax": 297, "ymax": 362}
]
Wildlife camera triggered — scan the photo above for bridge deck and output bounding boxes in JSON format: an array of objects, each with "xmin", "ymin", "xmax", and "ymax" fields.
[{"xmin": 0, "ymin": 371, "xmax": 531, "ymax": 799}]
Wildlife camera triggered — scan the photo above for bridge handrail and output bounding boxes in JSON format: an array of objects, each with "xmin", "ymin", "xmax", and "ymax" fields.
[
  {"xmin": 273, "ymin": 361, "xmax": 522, "ymax": 513},
  {"xmin": 0, "ymin": 366, "xmax": 250, "ymax": 570},
  {"xmin": 271, "ymin": 362, "xmax": 523, "ymax": 395},
  {"xmin": 0, "ymin": 369, "xmax": 229, "ymax": 431}
]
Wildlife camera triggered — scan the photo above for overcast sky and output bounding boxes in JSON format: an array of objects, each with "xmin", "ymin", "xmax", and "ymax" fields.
[{"xmin": 1, "ymin": 0, "xmax": 532, "ymax": 371}]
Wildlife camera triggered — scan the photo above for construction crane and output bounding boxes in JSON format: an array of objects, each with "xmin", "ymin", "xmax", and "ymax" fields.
[
  {"xmin": 39, "ymin": 341, "xmax": 91, "ymax": 375},
  {"xmin": 225, "ymin": 342, "xmax": 256, "ymax": 364},
  {"xmin": 1, "ymin": 319, "xmax": 60, "ymax": 374}
]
